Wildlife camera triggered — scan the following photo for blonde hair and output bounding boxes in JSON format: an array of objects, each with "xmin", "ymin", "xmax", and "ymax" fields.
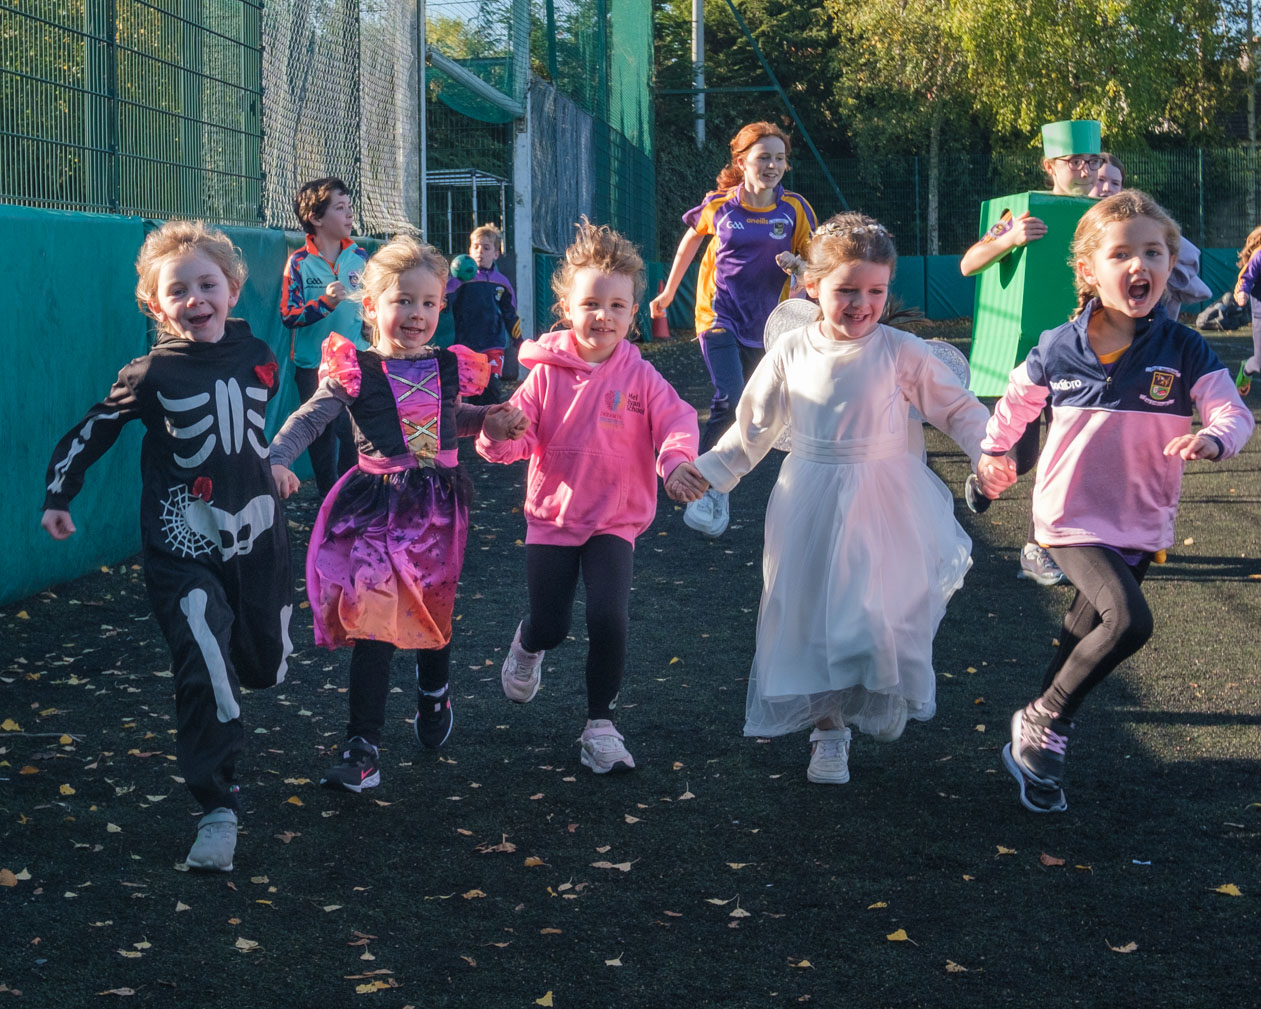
[
  {"xmin": 357, "ymin": 234, "xmax": 448, "ymax": 346},
  {"xmin": 1238, "ymin": 224, "xmax": 1261, "ymax": 269},
  {"xmin": 716, "ymin": 122, "xmax": 792, "ymax": 190},
  {"xmin": 470, "ymin": 223, "xmax": 503, "ymax": 250},
  {"xmin": 551, "ymin": 217, "xmax": 645, "ymax": 320},
  {"xmin": 800, "ymin": 212, "xmax": 898, "ymax": 285},
  {"xmin": 135, "ymin": 220, "xmax": 247, "ymax": 333},
  {"xmin": 1071, "ymin": 190, "xmax": 1181, "ymax": 317}
]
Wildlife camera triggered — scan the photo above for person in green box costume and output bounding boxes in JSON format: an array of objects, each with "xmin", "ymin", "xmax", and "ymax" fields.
[{"xmin": 961, "ymin": 120, "xmax": 1103, "ymax": 587}]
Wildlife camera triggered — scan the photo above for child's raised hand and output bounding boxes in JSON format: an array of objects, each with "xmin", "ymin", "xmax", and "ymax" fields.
[
  {"xmin": 271, "ymin": 464, "xmax": 301, "ymax": 499},
  {"xmin": 324, "ymin": 281, "xmax": 348, "ymax": 306},
  {"xmin": 483, "ymin": 402, "xmax": 530, "ymax": 441},
  {"xmin": 1009, "ymin": 211, "xmax": 1048, "ymax": 247},
  {"xmin": 1163, "ymin": 433, "xmax": 1221, "ymax": 461},
  {"xmin": 975, "ymin": 452, "xmax": 1017, "ymax": 499},
  {"xmin": 41, "ymin": 509, "xmax": 76, "ymax": 540},
  {"xmin": 665, "ymin": 461, "xmax": 709, "ymax": 503}
]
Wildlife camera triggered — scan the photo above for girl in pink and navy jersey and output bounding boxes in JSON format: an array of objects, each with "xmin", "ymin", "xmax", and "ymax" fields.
[
  {"xmin": 975, "ymin": 192, "xmax": 1254, "ymax": 814},
  {"xmin": 651, "ymin": 122, "xmax": 816, "ymax": 538},
  {"xmin": 478, "ymin": 220, "xmax": 703, "ymax": 775}
]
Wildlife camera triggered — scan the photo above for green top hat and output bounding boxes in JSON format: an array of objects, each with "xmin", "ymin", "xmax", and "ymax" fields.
[{"xmin": 1041, "ymin": 120, "xmax": 1101, "ymax": 159}]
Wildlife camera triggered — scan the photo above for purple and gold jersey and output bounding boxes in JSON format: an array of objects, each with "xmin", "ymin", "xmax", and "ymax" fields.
[{"xmin": 685, "ymin": 184, "xmax": 816, "ymax": 345}]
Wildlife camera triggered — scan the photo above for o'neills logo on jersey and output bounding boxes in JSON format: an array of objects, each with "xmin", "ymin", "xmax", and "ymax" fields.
[{"xmin": 1148, "ymin": 370, "xmax": 1176, "ymax": 400}]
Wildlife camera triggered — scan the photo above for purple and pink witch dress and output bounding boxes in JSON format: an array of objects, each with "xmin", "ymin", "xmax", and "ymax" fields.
[{"xmin": 268, "ymin": 332, "xmax": 491, "ymax": 650}]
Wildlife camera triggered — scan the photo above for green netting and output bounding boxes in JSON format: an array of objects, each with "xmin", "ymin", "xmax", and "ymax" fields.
[{"xmin": 425, "ymin": 0, "xmax": 529, "ymax": 123}]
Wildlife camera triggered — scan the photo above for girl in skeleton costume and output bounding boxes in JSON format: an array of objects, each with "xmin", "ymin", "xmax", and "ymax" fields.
[
  {"xmin": 41, "ymin": 221, "xmax": 293, "ymax": 873},
  {"xmin": 269, "ymin": 235, "xmax": 527, "ymax": 793}
]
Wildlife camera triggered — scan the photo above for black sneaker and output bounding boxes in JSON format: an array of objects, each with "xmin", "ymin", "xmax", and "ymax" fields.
[
  {"xmin": 320, "ymin": 736, "xmax": 381, "ymax": 792},
  {"xmin": 414, "ymin": 684, "xmax": 453, "ymax": 749}
]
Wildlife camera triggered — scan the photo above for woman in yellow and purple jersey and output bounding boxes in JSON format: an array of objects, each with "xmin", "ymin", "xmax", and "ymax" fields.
[{"xmin": 651, "ymin": 122, "xmax": 816, "ymax": 537}]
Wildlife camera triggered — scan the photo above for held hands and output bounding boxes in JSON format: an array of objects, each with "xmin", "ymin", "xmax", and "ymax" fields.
[
  {"xmin": 665, "ymin": 461, "xmax": 709, "ymax": 503},
  {"xmin": 41, "ymin": 509, "xmax": 76, "ymax": 540},
  {"xmin": 1163, "ymin": 433, "xmax": 1220, "ymax": 461},
  {"xmin": 271, "ymin": 464, "xmax": 301, "ymax": 499},
  {"xmin": 975, "ymin": 453, "xmax": 1018, "ymax": 500},
  {"xmin": 324, "ymin": 281, "xmax": 348, "ymax": 306},
  {"xmin": 483, "ymin": 402, "xmax": 530, "ymax": 441},
  {"xmin": 1009, "ymin": 211, "xmax": 1048, "ymax": 247}
]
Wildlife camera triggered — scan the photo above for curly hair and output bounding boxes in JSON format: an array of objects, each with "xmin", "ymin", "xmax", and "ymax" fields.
[
  {"xmin": 551, "ymin": 216, "xmax": 645, "ymax": 320},
  {"xmin": 135, "ymin": 220, "xmax": 247, "ymax": 333}
]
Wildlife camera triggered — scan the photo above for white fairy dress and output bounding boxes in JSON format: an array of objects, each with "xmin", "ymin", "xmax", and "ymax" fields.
[{"xmin": 694, "ymin": 321, "xmax": 991, "ymax": 740}]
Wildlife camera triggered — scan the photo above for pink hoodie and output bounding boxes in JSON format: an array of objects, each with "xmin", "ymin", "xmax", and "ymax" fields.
[{"xmin": 475, "ymin": 330, "xmax": 699, "ymax": 546}]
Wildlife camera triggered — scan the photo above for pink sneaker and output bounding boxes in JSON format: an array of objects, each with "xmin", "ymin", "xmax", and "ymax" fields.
[
  {"xmin": 501, "ymin": 622, "xmax": 543, "ymax": 703},
  {"xmin": 578, "ymin": 720, "xmax": 635, "ymax": 774}
]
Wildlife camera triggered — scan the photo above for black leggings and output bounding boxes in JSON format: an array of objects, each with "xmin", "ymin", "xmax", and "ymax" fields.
[
  {"xmin": 520, "ymin": 535, "xmax": 634, "ymax": 721},
  {"xmin": 346, "ymin": 641, "xmax": 450, "ymax": 746},
  {"xmin": 1040, "ymin": 546, "xmax": 1154, "ymax": 719},
  {"xmin": 1012, "ymin": 406, "xmax": 1050, "ymax": 541}
]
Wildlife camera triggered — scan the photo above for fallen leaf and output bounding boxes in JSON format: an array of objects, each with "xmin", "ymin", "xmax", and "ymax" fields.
[
  {"xmin": 945, "ymin": 960, "xmax": 969, "ymax": 973},
  {"xmin": 1107, "ymin": 940, "xmax": 1138, "ymax": 954},
  {"xmin": 60, "ymin": 784, "xmax": 76, "ymax": 796},
  {"xmin": 535, "ymin": 993, "xmax": 554, "ymax": 1007},
  {"xmin": 117, "ymin": 950, "xmax": 142, "ymax": 958},
  {"xmin": 285, "ymin": 796, "xmax": 303, "ymax": 806},
  {"xmin": 1, "ymin": 719, "xmax": 23, "ymax": 731},
  {"xmin": 106, "ymin": 823, "xmax": 122, "ymax": 834},
  {"xmin": 97, "ymin": 988, "xmax": 136, "ymax": 996},
  {"xmin": 460, "ymin": 955, "xmax": 477, "ymax": 967},
  {"xmin": 591, "ymin": 861, "xmax": 633, "ymax": 872},
  {"xmin": 624, "ymin": 815, "xmax": 641, "ymax": 824},
  {"xmin": 729, "ymin": 906, "xmax": 750, "ymax": 919},
  {"xmin": 524, "ymin": 856, "xmax": 545, "ymax": 867},
  {"xmin": 605, "ymin": 953, "xmax": 623, "ymax": 966},
  {"xmin": 1040, "ymin": 853, "xmax": 1066, "ymax": 867},
  {"xmin": 1213, "ymin": 883, "xmax": 1243, "ymax": 897},
  {"xmin": 274, "ymin": 831, "xmax": 300, "ymax": 844},
  {"xmin": 705, "ymin": 896, "xmax": 736, "ymax": 905},
  {"xmin": 322, "ymin": 904, "xmax": 342, "ymax": 912},
  {"xmin": 789, "ymin": 958, "xmax": 813, "ymax": 968},
  {"xmin": 477, "ymin": 835, "xmax": 517, "ymax": 854},
  {"xmin": 995, "ymin": 845, "xmax": 1016, "ymax": 856},
  {"xmin": 234, "ymin": 937, "xmax": 259, "ymax": 952},
  {"xmin": 175, "ymin": 902, "xmax": 190, "ymax": 912},
  {"xmin": 540, "ymin": 928, "xmax": 562, "ymax": 935},
  {"xmin": 867, "ymin": 901, "xmax": 887, "ymax": 909},
  {"xmin": 887, "ymin": 929, "xmax": 910, "ymax": 942},
  {"xmin": 462, "ymin": 889, "xmax": 487, "ymax": 899},
  {"xmin": 0, "ymin": 870, "xmax": 17, "ymax": 887},
  {"xmin": 961, "ymin": 874, "xmax": 975, "ymax": 881}
]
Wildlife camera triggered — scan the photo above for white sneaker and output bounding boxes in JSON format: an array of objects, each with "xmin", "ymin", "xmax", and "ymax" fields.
[
  {"xmin": 807, "ymin": 727, "xmax": 852, "ymax": 784},
  {"xmin": 684, "ymin": 489, "xmax": 730, "ymax": 537},
  {"xmin": 1017, "ymin": 543, "xmax": 1067, "ymax": 586},
  {"xmin": 501, "ymin": 622, "xmax": 543, "ymax": 703},
  {"xmin": 185, "ymin": 807, "xmax": 238, "ymax": 871},
  {"xmin": 578, "ymin": 719, "xmax": 636, "ymax": 774},
  {"xmin": 708, "ymin": 490, "xmax": 730, "ymax": 536},
  {"xmin": 683, "ymin": 491, "xmax": 715, "ymax": 533}
]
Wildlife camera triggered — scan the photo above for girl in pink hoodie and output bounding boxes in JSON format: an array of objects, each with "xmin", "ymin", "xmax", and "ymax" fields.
[{"xmin": 476, "ymin": 220, "xmax": 704, "ymax": 774}]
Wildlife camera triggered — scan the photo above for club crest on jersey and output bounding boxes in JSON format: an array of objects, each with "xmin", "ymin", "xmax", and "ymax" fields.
[
  {"xmin": 1148, "ymin": 370, "xmax": 1175, "ymax": 400},
  {"xmin": 770, "ymin": 220, "xmax": 787, "ymax": 240},
  {"xmin": 347, "ymin": 270, "xmax": 362, "ymax": 289}
]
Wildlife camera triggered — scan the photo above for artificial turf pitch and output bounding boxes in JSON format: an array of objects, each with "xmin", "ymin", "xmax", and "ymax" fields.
[{"xmin": 2, "ymin": 326, "xmax": 1258, "ymax": 1007}]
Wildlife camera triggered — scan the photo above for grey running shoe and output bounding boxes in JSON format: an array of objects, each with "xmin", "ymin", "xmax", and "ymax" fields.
[
  {"xmin": 1002, "ymin": 704, "xmax": 1070, "ymax": 813},
  {"xmin": 578, "ymin": 719, "xmax": 635, "ymax": 774},
  {"xmin": 502, "ymin": 622, "xmax": 543, "ymax": 703},
  {"xmin": 185, "ymin": 807, "xmax": 238, "ymax": 872},
  {"xmin": 1017, "ymin": 544, "xmax": 1067, "ymax": 586}
]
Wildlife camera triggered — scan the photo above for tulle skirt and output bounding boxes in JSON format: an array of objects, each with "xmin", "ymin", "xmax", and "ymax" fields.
[
  {"xmin": 744, "ymin": 451, "xmax": 971, "ymax": 739},
  {"xmin": 306, "ymin": 466, "xmax": 468, "ymax": 649}
]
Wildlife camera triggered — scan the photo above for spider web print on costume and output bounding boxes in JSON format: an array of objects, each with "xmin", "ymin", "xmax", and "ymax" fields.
[{"xmin": 159, "ymin": 484, "xmax": 217, "ymax": 558}]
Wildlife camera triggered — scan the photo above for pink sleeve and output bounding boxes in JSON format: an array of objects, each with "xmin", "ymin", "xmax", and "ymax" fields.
[
  {"xmin": 318, "ymin": 331, "xmax": 362, "ymax": 397},
  {"xmin": 647, "ymin": 372, "xmax": 700, "ymax": 480},
  {"xmin": 475, "ymin": 373, "xmax": 540, "ymax": 464},
  {"xmin": 448, "ymin": 344, "xmax": 491, "ymax": 396},
  {"xmin": 1191, "ymin": 369, "xmax": 1256, "ymax": 458},
  {"xmin": 980, "ymin": 362, "xmax": 1050, "ymax": 456}
]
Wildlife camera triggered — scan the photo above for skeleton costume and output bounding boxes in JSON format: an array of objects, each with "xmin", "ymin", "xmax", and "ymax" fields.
[{"xmin": 43, "ymin": 319, "xmax": 293, "ymax": 814}]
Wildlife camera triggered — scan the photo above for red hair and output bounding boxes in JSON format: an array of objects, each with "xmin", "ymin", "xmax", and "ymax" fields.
[{"xmin": 715, "ymin": 122, "xmax": 792, "ymax": 190}]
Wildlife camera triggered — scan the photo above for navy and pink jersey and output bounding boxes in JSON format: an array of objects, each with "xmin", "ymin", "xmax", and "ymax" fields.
[
  {"xmin": 684, "ymin": 184, "xmax": 816, "ymax": 345},
  {"xmin": 982, "ymin": 303, "xmax": 1254, "ymax": 552}
]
